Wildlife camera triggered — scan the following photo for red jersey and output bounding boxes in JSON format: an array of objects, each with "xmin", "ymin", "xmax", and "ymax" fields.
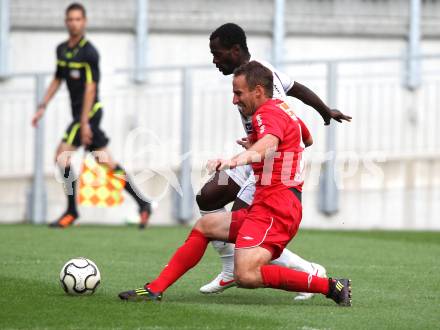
[
  {"xmin": 250, "ymin": 99, "xmax": 306, "ymax": 200},
  {"xmin": 297, "ymin": 117, "xmax": 311, "ymax": 144}
]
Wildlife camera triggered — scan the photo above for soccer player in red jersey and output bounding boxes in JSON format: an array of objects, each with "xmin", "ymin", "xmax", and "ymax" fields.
[
  {"xmin": 119, "ymin": 61, "xmax": 352, "ymax": 306},
  {"xmin": 198, "ymin": 23, "xmax": 350, "ymax": 297}
]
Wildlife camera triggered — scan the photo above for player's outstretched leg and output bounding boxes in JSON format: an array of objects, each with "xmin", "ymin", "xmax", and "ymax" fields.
[
  {"xmin": 198, "ymin": 184, "xmax": 327, "ymax": 298},
  {"xmin": 119, "ymin": 228, "xmax": 210, "ymax": 302},
  {"xmin": 119, "ymin": 212, "xmax": 231, "ymax": 302},
  {"xmin": 200, "ymin": 245, "xmax": 326, "ymax": 298},
  {"xmin": 49, "ymin": 165, "xmax": 79, "ymax": 228},
  {"xmin": 271, "ymin": 249, "xmax": 327, "ymax": 300},
  {"xmin": 260, "ymin": 264, "xmax": 352, "ymax": 307}
]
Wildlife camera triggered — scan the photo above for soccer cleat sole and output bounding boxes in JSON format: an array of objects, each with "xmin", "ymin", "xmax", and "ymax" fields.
[
  {"xmin": 326, "ymin": 278, "xmax": 352, "ymax": 307},
  {"xmin": 342, "ymin": 279, "xmax": 352, "ymax": 307},
  {"xmin": 118, "ymin": 288, "xmax": 161, "ymax": 303},
  {"xmin": 336, "ymin": 279, "xmax": 352, "ymax": 307}
]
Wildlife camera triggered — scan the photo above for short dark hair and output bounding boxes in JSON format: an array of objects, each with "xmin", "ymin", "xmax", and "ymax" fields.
[
  {"xmin": 233, "ymin": 61, "xmax": 273, "ymax": 98},
  {"xmin": 210, "ymin": 23, "xmax": 249, "ymax": 54},
  {"xmin": 66, "ymin": 2, "xmax": 86, "ymax": 17}
]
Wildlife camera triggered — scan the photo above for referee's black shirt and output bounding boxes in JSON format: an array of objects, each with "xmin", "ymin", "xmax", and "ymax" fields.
[{"xmin": 55, "ymin": 36, "xmax": 100, "ymax": 120}]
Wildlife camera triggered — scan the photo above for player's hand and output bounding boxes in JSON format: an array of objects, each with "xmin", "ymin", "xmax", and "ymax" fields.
[
  {"xmin": 80, "ymin": 123, "xmax": 93, "ymax": 146},
  {"xmin": 322, "ymin": 109, "xmax": 352, "ymax": 125},
  {"xmin": 31, "ymin": 107, "xmax": 45, "ymax": 127},
  {"xmin": 206, "ymin": 159, "xmax": 221, "ymax": 174},
  {"xmin": 236, "ymin": 135, "xmax": 254, "ymax": 149},
  {"xmin": 206, "ymin": 158, "xmax": 237, "ymax": 174}
]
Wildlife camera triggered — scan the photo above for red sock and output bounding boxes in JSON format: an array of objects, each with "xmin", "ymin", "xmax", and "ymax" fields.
[
  {"xmin": 147, "ymin": 229, "xmax": 209, "ymax": 293},
  {"xmin": 260, "ymin": 264, "xmax": 329, "ymax": 295}
]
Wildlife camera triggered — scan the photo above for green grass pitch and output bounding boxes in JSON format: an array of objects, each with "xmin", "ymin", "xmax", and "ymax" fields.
[{"xmin": 0, "ymin": 225, "xmax": 439, "ymax": 329}]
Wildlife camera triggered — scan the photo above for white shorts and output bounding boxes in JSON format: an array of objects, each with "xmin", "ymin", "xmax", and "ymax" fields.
[
  {"xmin": 225, "ymin": 165, "xmax": 256, "ymax": 205},
  {"xmin": 225, "ymin": 165, "xmax": 253, "ymax": 187}
]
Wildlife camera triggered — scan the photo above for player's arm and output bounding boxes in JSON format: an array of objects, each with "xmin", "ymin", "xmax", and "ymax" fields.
[
  {"xmin": 208, "ymin": 134, "xmax": 279, "ymax": 173},
  {"xmin": 80, "ymin": 82, "xmax": 96, "ymax": 145},
  {"xmin": 236, "ymin": 133, "xmax": 256, "ymax": 150},
  {"xmin": 233, "ymin": 134, "xmax": 279, "ymax": 166},
  {"xmin": 80, "ymin": 48, "xmax": 100, "ymax": 146},
  {"xmin": 287, "ymin": 81, "xmax": 352, "ymax": 125},
  {"xmin": 31, "ymin": 77, "xmax": 62, "ymax": 127}
]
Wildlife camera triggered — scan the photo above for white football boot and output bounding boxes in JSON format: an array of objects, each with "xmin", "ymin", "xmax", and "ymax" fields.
[
  {"xmin": 294, "ymin": 263, "xmax": 327, "ymax": 301},
  {"xmin": 199, "ymin": 272, "xmax": 236, "ymax": 294}
]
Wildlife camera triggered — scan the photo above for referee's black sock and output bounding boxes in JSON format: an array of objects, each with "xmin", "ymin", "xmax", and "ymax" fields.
[
  {"xmin": 114, "ymin": 164, "xmax": 150, "ymax": 209},
  {"xmin": 61, "ymin": 165, "xmax": 78, "ymax": 216}
]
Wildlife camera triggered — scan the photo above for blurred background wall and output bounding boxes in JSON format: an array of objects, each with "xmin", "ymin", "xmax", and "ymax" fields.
[{"xmin": 0, "ymin": 0, "xmax": 439, "ymax": 229}]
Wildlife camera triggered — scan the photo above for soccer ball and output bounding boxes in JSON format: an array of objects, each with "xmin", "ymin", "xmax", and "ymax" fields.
[{"xmin": 59, "ymin": 257, "xmax": 101, "ymax": 295}]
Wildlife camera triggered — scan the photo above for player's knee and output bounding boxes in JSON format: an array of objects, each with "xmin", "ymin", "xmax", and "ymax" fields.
[
  {"xmin": 195, "ymin": 214, "xmax": 216, "ymax": 237},
  {"xmin": 193, "ymin": 214, "xmax": 212, "ymax": 235},
  {"xmin": 197, "ymin": 173, "xmax": 236, "ymax": 211},
  {"xmin": 195, "ymin": 193, "xmax": 209, "ymax": 210},
  {"xmin": 234, "ymin": 264, "xmax": 261, "ymax": 288},
  {"xmin": 234, "ymin": 270, "xmax": 259, "ymax": 289},
  {"xmin": 55, "ymin": 145, "xmax": 74, "ymax": 167},
  {"xmin": 196, "ymin": 191, "xmax": 221, "ymax": 211}
]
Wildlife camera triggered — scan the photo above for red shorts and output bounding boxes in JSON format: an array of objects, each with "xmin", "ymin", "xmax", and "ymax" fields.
[{"xmin": 228, "ymin": 188, "xmax": 302, "ymax": 260}]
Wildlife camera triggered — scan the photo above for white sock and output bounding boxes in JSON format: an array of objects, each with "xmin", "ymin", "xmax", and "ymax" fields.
[
  {"xmin": 199, "ymin": 208, "xmax": 235, "ymax": 279},
  {"xmin": 271, "ymin": 248, "xmax": 314, "ymax": 274},
  {"xmin": 211, "ymin": 240, "xmax": 235, "ymax": 278}
]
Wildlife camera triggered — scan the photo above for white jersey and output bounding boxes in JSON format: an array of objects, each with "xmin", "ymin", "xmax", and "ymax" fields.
[{"xmin": 239, "ymin": 58, "xmax": 294, "ymax": 135}]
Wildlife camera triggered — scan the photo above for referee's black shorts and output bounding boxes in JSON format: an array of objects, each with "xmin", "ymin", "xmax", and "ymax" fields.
[{"xmin": 62, "ymin": 105, "xmax": 109, "ymax": 151}]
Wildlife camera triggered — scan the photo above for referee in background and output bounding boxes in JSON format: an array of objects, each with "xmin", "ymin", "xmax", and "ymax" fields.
[{"xmin": 32, "ymin": 3, "xmax": 152, "ymax": 229}]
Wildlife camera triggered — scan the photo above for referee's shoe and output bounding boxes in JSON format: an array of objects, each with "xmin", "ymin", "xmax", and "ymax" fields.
[{"xmin": 48, "ymin": 212, "xmax": 78, "ymax": 228}]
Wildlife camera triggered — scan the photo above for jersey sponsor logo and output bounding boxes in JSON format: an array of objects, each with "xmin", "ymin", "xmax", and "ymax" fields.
[
  {"xmin": 277, "ymin": 102, "xmax": 298, "ymax": 121},
  {"xmin": 70, "ymin": 69, "xmax": 81, "ymax": 79}
]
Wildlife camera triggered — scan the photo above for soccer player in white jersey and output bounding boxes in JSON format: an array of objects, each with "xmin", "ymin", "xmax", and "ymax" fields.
[{"xmin": 196, "ymin": 23, "xmax": 351, "ymax": 299}]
